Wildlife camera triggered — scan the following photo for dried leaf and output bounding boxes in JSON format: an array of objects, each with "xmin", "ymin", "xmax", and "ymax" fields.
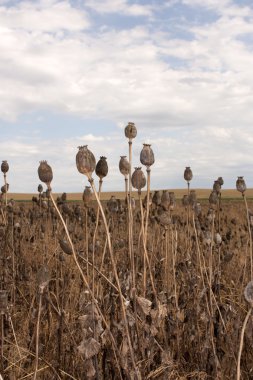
[{"xmin": 136, "ymin": 296, "xmax": 152, "ymax": 315}]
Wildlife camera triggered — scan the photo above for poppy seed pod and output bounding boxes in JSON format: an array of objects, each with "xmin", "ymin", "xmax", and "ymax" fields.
[
  {"xmin": 95, "ymin": 156, "xmax": 108, "ymax": 180},
  {"xmin": 217, "ymin": 177, "xmax": 224, "ymax": 187},
  {"xmin": 152, "ymin": 190, "xmax": 161, "ymax": 207},
  {"xmin": 131, "ymin": 167, "xmax": 146, "ymax": 193},
  {"xmin": 140, "ymin": 144, "xmax": 155, "ymax": 167},
  {"xmin": 119, "ymin": 156, "xmax": 130, "ymax": 177},
  {"xmin": 161, "ymin": 190, "xmax": 170, "ymax": 210},
  {"xmin": 38, "ymin": 161, "xmax": 53, "ymax": 188},
  {"xmin": 194, "ymin": 202, "xmax": 201, "ymax": 216},
  {"xmin": 1, "ymin": 183, "xmax": 9, "ymax": 194},
  {"xmin": 125, "ymin": 122, "xmax": 137, "ymax": 140},
  {"xmin": 1, "ymin": 161, "xmax": 9, "ymax": 174},
  {"xmin": 83, "ymin": 186, "xmax": 92, "ymax": 207},
  {"xmin": 38, "ymin": 184, "xmax": 43, "ymax": 193},
  {"xmin": 184, "ymin": 167, "xmax": 193, "ymax": 182},
  {"xmin": 189, "ymin": 190, "xmax": 197, "ymax": 206},
  {"xmin": 182, "ymin": 195, "xmax": 189, "ymax": 207},
  {"xmin": 107, "ymin": 196, "xmax": 118, "ymax": 213},
  {"xmin": 209, "ymin": 190, "xmax": 218, "ymax": 207},
  {"xmin": 213, "ymin": 180, "xmax": 221, "ymax": 193},
  {"xmin": 236, "ymin": 176, "xmax": 246, "ymax": 193},
  {"xmin": 59, "ymin": 238, "xmax": 73, "ymax": 255},
  {"xmin": 76, "ymin": 146, "xmax": 96, "ymax": 177},
  {"xmin": 159, "ymin": 211, "xmax": 171, "ymax": 226}
]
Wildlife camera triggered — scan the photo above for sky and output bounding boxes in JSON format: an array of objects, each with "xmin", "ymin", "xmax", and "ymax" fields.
[{"xmin": 1, "ymin": 0, "xmax": 253, "ymax": 193}]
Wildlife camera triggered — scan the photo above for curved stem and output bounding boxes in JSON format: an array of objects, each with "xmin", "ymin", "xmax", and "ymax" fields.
[
  {"xmin": 237, "ymin": 307, "xmax": 252, "ymax": 380},
  {"xmin": 33, "ymin": 292, "xmax": 42, "ymax": 380},
  {"xmin": 88, "ymin": 176, "xmax": 141, "ymax": 379},
  {"xmin": 49, "ymin": 192, "xmax": 123, "ymax": 380},
  {"xmin": 243, "ymin": 193, "xmax": 253, "ymax": 280}
]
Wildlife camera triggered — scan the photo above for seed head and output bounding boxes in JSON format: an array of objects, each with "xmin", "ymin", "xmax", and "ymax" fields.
[
  {"xmin": 189, "ymin": 190, "xmax": 197, "ymax": 206},
  {"xmin": 76, "ymin": 146, "xmax": 96, "ymax": 178},
  {"xmin": 38, "ymin": 184, "xmax": 43, "ymax": 193},
  {"xmin": 125, "ymin": 122, "xmax": 137, "ymax": 140},
  {"xmin": 59, "ymin": 238, "xmax": 73, "ymax": 255},
  {"xmin": 213, "ymin": 180, "xmax": 221, "ymax": 193},
  {"xmin": 119, "ymin": 156, "xmax": 130, "ymax": 177},
  {"xmin": 217, "ymin": 177, "xmax": 224, "ymax": 187},
  {"xmin": 161, "ymin": 190, "xmax": 170, "ymax": 210},
  {"xmin": 107, "ymin": 196, "xmax": 118, "ymax": 213},
  {"xmin": 1, "ymin": 183, "xmax": 9, "ymax": 194},
  {"xmin": 95, "ymin": 156, "xmax": 108, "ymax": 180},
  {"xmin": 38, "ymin": 161, "xmax": 53, "ymax": 189},
  {"xmin": 184, "ymin": 167, "xmax": 193, "ymax": 182},
  {"xmin": 131, "ymin": 167, "xmax": 146, "ymax": 194},
  {"xmin": 83, "ymin": 186, "xmax": 93, "ymax": 207},
  {"xmin": 182, "ymin": 195, "xmax": 189, "ymax": 207},
  {"xmin": 236, "ymin": 176, "xmax": 246, "ymax": 194},
  {"xmin": 209, "ymin": 190, "xmax": 218, "ymax": 207},
  {"xmin": 152, "ymin": 191, "xmax": 161, "ymax": 207},
  {"xmin": 140, "ymin": 144, "xmax": 155, "ymax": 168},
  {"xmin": 1, "ymin": 161, "xmax": 9, "ymax": 174}
]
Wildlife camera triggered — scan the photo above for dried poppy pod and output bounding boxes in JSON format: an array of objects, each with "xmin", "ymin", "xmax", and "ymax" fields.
[
  {"xmin": 236, "ymin": 176, "xmax": 246, "ymax": 194},
  {"xmin": 125, "ymin": 122, "xmax": 137, "ymax": 140},
  {"xmin": 169, "ymin": 192, "xmax": 176, "ymax": 210},
  {"xmin": 184, "ymin": 167, "xmax": 193, "ymax": 182},
  {"xmin": 159, "ymin": 211, "xmax": 171, "ymax": 227},
  {"xmin": 194, "ymin": 202, "xmax": 201, "ymax": 216},
  {"xmin": 119, "ymin": 156, "xmax": 130, "ymax": 177},
  {"xmin": 107, "ymin": 196, "xmax": 118, "ymax": 213},
  {"xmin": 131, "ymin": 167, "xmax": 146, "ymax": 194},
  {"xmin": 244, "ymin": 281, "xmax": 253, "ymax": 306},
  {"xmin": 59, "ymin": 238, "xmax": 72, "ymax": 255},
  {"xmin": 189, "ymin": 190, "xmax": 197, "ymax": 206},
  {"xmin": 76, "ymin": 145, "xmax": 96, "ymax": 178},
  {"xmin": 1, "ymin": 183, "xmax": 9, "ymax": 194},
  {"xmin": 1, "ymin": 160, "xmax": 9, "ymax": 174},
  {"xmin": 140, "ymin": 144, "xmax": 155, "ymax": 167},
  {"xmin": 217, "ymin": 177, "xmax": 224, "ymax": 187},
  {"xmin": 213, "ymin": 180, "xmax": 221, "ymax": 193},
  {"xmin": 83, "ymin": 186, "xmax": 92, "ymax": 207},
  {"xmin": 209, "ymin": 190, "xmax": 218, "ymax": 207},
  {"xmin": 38, "ymin": 184, "xmax": 43, "ymax": 193},
  {"xmin": 182, "ymin": 195, "xmax": 189, "ymax": 207},
  {"xmin": 38, "ymin": 161, "xmax": 53, "ymax": 189},
  {"xmin": 61, "ymin": 192, "xmax": 67, "ymax": 202},
  {"xmin": 95, "ymin": 156, "xmax": 108, "ymax": 180},
  {"xmin": 152, "ymin": 190, "xmax": 161, "ymax": 207},
  {"xmin": 161, "ymin": 190, "xmax": 170, "ymax": 210}
]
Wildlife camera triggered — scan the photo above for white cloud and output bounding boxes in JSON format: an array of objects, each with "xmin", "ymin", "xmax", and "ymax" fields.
[
  {"xmin": 0, "ymin": 0, "xmax": 253, "ymax": 191},
  {"xmin": 0, "ymin": 0, "xmax": 90, "ymax": 32},
  {"xmin": 85, "ymin": 0, "xmax": 154, "ymax": 17}
]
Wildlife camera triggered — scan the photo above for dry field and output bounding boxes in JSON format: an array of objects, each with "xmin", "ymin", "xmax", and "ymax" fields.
[
  {"xmin": 1, "ymin": 188, "xmax": 253, "ymax": 379},
  {"xmin": 1, "ymin": 132, "xmax": 253, "ymax": 380},
  {"xmin": 8, "ymin": 188, "xmax": 253, "ymax": 201}
]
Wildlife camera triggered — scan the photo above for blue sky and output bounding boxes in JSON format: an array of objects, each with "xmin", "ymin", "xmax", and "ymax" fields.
[{"xmin": 1, "ymin": 0, "xmax": 253, "ymax": 192}]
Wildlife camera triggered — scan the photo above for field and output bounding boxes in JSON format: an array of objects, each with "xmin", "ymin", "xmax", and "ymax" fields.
[
  {"xmin": 7, "ymin": 188, "xmax": 253, "ymax": 201},
  {"xmin": 1, "ymin": 185, "xmax": 253, "ymax": 379}
]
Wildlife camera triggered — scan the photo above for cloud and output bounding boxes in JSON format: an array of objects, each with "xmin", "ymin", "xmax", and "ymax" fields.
[
  {"xmin": 0, "ymin": 0, "xmax": 253, "ymax": 191},
  {"xmin": 85, "ymin": 0, "xmax": 154, "ymax": 17},
  {"xmin": 0, "ymin": 0, "xmax": 90, "ymax": 32}
]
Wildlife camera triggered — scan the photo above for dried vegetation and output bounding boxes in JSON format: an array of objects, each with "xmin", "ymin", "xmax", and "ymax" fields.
[{"xmin": 0, "ymin": 125, "xmax": 253, "ymax": 379}]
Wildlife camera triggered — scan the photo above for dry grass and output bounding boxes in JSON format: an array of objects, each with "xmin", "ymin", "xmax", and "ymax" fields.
[{"xmin": 8, "ymin": 188, "xmax": 253, "ymax": 201}]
